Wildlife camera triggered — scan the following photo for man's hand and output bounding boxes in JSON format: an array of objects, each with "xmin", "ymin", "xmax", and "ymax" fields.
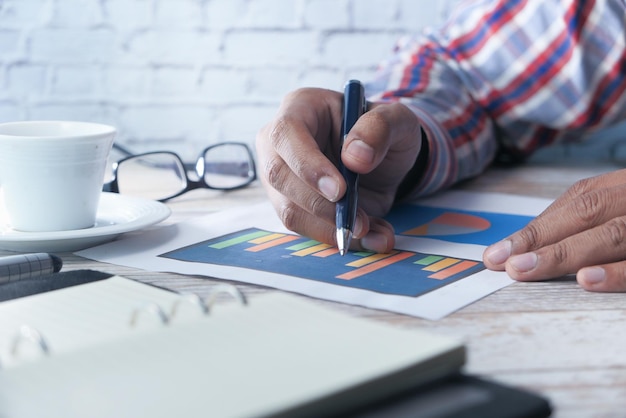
[
  {"xmin": 483, "ymin": 169, "xmax": 626, "ymax": 292},
  {"xmin": 255, "ymin": 88, "xmax": 423, "ymax": 253}
]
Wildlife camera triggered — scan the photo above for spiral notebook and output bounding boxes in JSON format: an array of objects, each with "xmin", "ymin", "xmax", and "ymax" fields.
[{"xmin": 0, "ymin": 271, "xmax": 465, "ymax": 418}]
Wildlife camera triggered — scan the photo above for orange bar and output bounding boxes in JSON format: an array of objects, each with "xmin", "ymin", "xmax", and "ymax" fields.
[
  {"xmin": 246, "ymin": 235, "xmax": 300, "ymax": 252},
  {"xmin": 249, "ymin": 233, "xmax": 286, "ymax": 244},
  {"xmin": 337, "ymin": 252, "xmax": 414, "ymax": 280},
  {"xmin": 347, "ymin": 251, "xmax": 398, "ymax": 268},
  {"xmin": 422, "ymin": 257, "xmax": 460, "ymax": 272},
  {"xmin": 291, "ymin": 243, "xmax": 333, "ymax": 256},
  {"xmin": 313, "ymin": 248, "xmax": 340, "ymax": 257},
  {"xmin": 428, "ymin": 260, "xmax": 479, "ymax": 280}
]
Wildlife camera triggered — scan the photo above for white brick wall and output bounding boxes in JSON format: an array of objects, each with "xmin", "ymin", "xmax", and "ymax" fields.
[
  {"xmin": 0, "ymin": 0, "xmax": 458, "ymax": 160},
  {"xmin": 0, "ymin": 0, "xmax": 622, "ymax": 164}
]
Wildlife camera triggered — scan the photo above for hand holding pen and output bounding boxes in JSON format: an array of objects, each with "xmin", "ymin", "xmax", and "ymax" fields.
[{"xmin": 256, "ymin": 85, "xmax": 423, "ymax": 255}]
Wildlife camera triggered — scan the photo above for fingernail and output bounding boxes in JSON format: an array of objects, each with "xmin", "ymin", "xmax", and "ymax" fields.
[
  {"xmin": 484, "ymin": 240, "xmax": 512, "ymax": 265},
  {"xmin": 318, "ymin": 176, "xmax": 339, "ymax": 201},
  {"xmin": 578, "ymin": 267, "xmax": 605, "ymax": 285},
  {"xmin": 346, "ymin": 140, "xmax": 375, "ymax": 164},
  {"xmin": 361, "ymin": 231, "xmax": 388, "ymax": 253},
  {"xmin": 508, "ymin": 252, "xmax": 537, "ymax": 273}
]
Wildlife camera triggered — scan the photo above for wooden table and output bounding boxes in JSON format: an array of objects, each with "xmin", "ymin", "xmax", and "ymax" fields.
[{"xmin": 3, "ymin": 161, "xmax": 625, "ymax": 418}]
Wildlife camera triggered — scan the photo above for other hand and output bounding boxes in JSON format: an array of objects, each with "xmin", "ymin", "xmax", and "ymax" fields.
[
  {"xmin": 255, "ymin": 88, "xmax": 423, "ymax": 253},
  {"xmin": 483, "ymin": 169, "xmax": 626, "ymax": 292}
]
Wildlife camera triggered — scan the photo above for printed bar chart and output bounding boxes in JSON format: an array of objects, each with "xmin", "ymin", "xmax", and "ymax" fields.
[{"xmin": 161, "ymin": 228, "xmax": 485, "ymax": 297}]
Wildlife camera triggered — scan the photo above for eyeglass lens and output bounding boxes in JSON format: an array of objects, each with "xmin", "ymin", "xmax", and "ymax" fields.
[
  {"xmin": 202, "ymin": 143, "xmax": 255, "ymax": 189},
  {"xmin": 114, "ymin": 143, "xmax": 255, "ymax": 201},
  {"xmin": 116, "ymin": 153, "xmax": 186, "ymax": 201}
]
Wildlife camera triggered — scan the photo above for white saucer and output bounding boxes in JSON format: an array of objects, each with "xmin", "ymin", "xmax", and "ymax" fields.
[{"xmin": 0, "ymin": 193, "xmax": 171, "ymax": 252}]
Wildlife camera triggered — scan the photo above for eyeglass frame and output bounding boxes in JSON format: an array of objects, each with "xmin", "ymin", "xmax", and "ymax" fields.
[{"xmin": 102, "ymin": 141, "xmax": 257, "ymax": 202}]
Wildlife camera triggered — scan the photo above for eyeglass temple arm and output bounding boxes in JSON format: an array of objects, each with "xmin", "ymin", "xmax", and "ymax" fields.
[{"xmin": 102, "ymin": 181, "xmax": 119, "ymax": 193}]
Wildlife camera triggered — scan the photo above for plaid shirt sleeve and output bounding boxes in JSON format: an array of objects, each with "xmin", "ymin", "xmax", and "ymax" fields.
[{"xmin": 365, "ymin": 0, "xmax": 626, "ymax": 197}]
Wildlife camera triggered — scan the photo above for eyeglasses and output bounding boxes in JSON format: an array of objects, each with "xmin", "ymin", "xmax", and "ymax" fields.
[{"xmin": 102, "ymin": 142, "xmax": 257, "ymax": 202}]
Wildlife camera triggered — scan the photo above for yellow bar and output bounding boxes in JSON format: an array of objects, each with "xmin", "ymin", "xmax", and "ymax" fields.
[
  {"xmin": 422, "ymin": 257, "xmax": 460, "ymax": 272},
  {"xmin": 291, "ymin": 243, "xmax": 333, "ymax": 256},
  {"xmin": 347, "ymin": 251, "xmax": 398, "ymax": 268},
  {"xmin": 249, "ymin": 233, "xmax": 286, "ymax": 244}
]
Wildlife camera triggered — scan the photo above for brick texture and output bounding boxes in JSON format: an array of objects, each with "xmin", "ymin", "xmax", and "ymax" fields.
[
  {"xmin": 0, "ymin": 0, "xmax": 621, "ymax": 162},
  {"xmin": 0, "ymin": 0, "xmax": 457, "ymax": 159}
]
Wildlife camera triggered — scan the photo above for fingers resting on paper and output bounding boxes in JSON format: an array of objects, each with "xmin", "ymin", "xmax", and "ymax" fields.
[
  {"xmin": 255, "ymin": 88, "xmax": 423, "ymax": 254},
  {"xmin": 483, "ymin": 169, "xmax": 626, "ymax": 292}
]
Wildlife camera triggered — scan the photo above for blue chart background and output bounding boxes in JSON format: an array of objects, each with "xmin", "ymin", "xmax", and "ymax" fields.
[
  {"xmin": 385, "ymin": 205, "xmax": 534, "ymax": 246},
  {"xmin": 160, "ymin": 228, "xmax": 485, "ymax": 297}
]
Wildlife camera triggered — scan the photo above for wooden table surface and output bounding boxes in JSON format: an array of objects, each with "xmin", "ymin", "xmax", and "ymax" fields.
[{"xmin": 3, "ymin": 161, "xmax": 625, "ymax": 418}]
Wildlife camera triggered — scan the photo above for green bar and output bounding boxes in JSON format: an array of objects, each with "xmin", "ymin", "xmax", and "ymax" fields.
[
  {"xmin": 354, "ymin": 251, "xmax": 374, "ymax": 257},
  {"xmin": 414, "ymin": 255, "xmax": 444, "ymax": 266},
  {"xmin": 287, "ymin": 239, "xmax": 321, "ymax": 251},
  {"xmin": 209, "ymin": 230, "xmax": 271, "ymax": 249}
]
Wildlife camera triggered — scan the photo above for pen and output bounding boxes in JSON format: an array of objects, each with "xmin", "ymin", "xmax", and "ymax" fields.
[
  {"xmin": 0, "ymin": 253, "xmax": 63, "ymax": 283},
  {"xmin": 336, "ymin": 80, "xmax": 367, "ymax": 256}
]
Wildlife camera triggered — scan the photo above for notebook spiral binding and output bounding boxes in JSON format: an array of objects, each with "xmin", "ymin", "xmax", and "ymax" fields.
[
  {"xmin": 1, "ymin": 284, "xmax": 247, "ymax": 368},
  {"xmin": 130, "ymin": 284, "xmax": 248, "ymax": 327},
  {"xmin": 11, "ymin": 325, "xmax": 50, "ymax": 357}
]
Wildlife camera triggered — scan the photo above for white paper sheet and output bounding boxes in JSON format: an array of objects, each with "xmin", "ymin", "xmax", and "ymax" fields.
[{"xmin": 78, "ymin": 191, "xmax": 552, "ymax": 320}]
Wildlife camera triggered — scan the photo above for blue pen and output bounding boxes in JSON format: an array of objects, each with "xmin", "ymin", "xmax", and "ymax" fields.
[{"xmin": 336, "ymin": 80, "xmax": 367, "ymax": 256}]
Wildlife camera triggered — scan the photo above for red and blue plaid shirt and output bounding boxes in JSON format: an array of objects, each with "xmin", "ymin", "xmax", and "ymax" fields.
[{"xmin": 367, "ymin": 0, "xmax": 626, "ymax": 197}]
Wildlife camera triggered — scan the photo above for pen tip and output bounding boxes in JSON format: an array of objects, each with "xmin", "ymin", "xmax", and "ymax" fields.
[{"xmin": 336, "ymin": 228, "xmax": 352, "ymax": 257}]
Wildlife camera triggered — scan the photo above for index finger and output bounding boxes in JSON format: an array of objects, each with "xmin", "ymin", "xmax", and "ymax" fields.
[
  {"xmin": 484, "ymin": 181, "xmax": 626, "ymax": 269},
  {"xmin": 266, "ymin": 88, "xmax": 346, "ymax": 202}
]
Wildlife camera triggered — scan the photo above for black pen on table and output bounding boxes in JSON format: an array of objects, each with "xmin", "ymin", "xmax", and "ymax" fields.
[
  {"xmin": 336, "ymin": 79, "xmax": 367, "ymax": 256},
  {"xmin": 0, "ymin": 253, "xmax": 63, "ymax": 283}
]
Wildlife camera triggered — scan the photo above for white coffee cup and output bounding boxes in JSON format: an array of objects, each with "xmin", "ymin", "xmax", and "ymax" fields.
[{"xmin": 0, "ymin": 121, "xmax": 116, "ymax": 232}]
